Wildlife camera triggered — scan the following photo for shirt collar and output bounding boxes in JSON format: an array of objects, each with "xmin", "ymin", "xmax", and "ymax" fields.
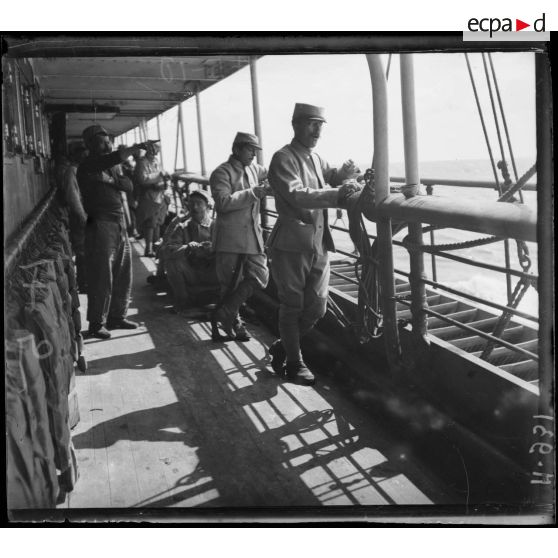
[{"xmin": 291, "ymin": 138, "xmax": 314, "ymax": 155}]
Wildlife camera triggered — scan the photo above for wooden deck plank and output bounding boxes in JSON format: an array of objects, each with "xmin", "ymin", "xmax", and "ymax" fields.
[
  {"xmin": 67, "ymin": 369, "xmax": 112, "ymax": 508},
  {"xmin": 126, "ymin": 368, "xmax": 214, "ymax": 508},
  {"xmin": 116, "ymin": 378, "xmax": 172, "ymax": 508},
  {"xmin": 97, "ymin": 367, "xmax": 142, "ymax": 508}
]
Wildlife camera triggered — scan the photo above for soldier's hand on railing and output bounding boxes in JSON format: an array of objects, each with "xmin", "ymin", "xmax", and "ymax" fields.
[{"xmin": 337, "ymin": 180, "xmax": 363, "ymax": 208}]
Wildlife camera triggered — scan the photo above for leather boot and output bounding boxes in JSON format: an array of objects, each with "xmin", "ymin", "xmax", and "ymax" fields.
[
  {"xmin": 213, "ymin": 279, "xmax": 256, "ymax": 339},
  {"xmin": 143, "ymin": 228, "xmax": 155, "ymax": 257},
  {"xmin": 268, "ymin": 339, "xmax": 286, "ymax": 375},
  {"xmin": 285, "ymin": 360, "xmax": 315, "ymax": 386},
  {"xmin": 234, "ymin": 316, "xmax": 251, "ymax": 342}
]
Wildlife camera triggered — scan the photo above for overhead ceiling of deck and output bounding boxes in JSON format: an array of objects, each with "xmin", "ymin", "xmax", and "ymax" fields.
[{"xmin": 29, "ymin": 55, "xmax": 252, "ymax": 140}]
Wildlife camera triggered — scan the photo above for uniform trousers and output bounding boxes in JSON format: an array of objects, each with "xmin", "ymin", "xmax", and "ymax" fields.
[
  {"xmin": 270, "ymin": 248, "xmax": 330, "ymax": 362},
  {"xmin": 216, "ymin": 252, "xmax": 269, "ymax": 296},
  {"xmin": 85, "ymin": 219, "xmax": 132, "ymax": 328}
]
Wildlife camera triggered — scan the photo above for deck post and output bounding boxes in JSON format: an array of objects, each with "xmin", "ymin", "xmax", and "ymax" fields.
[
  {"xmin": 195, "ymin": 83, "xmax": 207, "ymax": 176},
  {"xmin": 365, "ymin": 54, "xmax": 403, "ymax": 373},
  {"xmin": 173, "ymin": 108, "xmax": 181, "ymax": 171},
  {"xmin": 250, "ymin": 57, "xmax": 268, "ymax": 233},
  {"xmin": 400, "ymin": 54, "xmax": 429, "ymax": 342},
  {"xmin": 535, "ymin": 52, "xmax": 555, "ymax": 503},
  {"xmin": 179, "ymin": 102, "xmax": 188, "ymax": 172},
  {"xmin": 156, "ymin": 115, "xmax": 164, "ymax": 168}
]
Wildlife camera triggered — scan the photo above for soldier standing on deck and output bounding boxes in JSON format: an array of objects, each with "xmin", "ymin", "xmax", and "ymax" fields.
[
  {"xmin": 78, "ymin": 125, "xmax": 144, "ymax": 339},
  {"xmin": 134, "ymin": 141, "xmax": 169, "ymax": 257},
  {"xmin": 210, "ymin": 132, "xmax": 271, "ymax": 341},
  {"xmin": 267, "ymin": 103, "xmax": 362, "ymax": 385}
]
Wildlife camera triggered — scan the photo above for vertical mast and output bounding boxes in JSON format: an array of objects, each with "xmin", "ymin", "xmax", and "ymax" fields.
[
  {"xmin": 195, "ymin": 83, "xmax": 206, "ymax": 175},
  {"xmin": 179, "ymin": 102, "xmax": 188, "ymax": 172},
  {"xmin": 156, "ymin": 115, "xmax": 164, "ymax": 168},
  {"xmin": 400, "ymin": 53, "xmax": 429, "ymax": 343},
  {"xmin": 250, "ymin": 56, "xmax": 268, "ymax": 232},
  {"xmin": 250, "ymin": 57, "xmax": 264, "ymax": 166},
  {"xmin": 365, "ymin": 54, "xmax": 402, "ymax": 373}
]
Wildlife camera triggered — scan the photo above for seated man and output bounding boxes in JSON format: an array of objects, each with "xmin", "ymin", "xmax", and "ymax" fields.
[{"xmin": 163, "ymin": 188, "xmax": 219, "ymax": 312}]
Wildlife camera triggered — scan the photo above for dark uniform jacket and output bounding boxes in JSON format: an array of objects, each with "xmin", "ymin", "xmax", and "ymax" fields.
[{"xmin": 77, "ymin": 151, "xmax": 132, "ymax": 222}]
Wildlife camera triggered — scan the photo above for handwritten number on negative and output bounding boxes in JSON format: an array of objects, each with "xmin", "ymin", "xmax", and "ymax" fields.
[
  {"xmin": 533, "ymin": 424, "xmax": 554, "ymax": 438},
  {"xmin": 529, "ymin": 442, "xmax": 554, "ymax": 455},
  {"xmin": 530, "ymin": 472, "xmax": 554, "ymax": 485}
]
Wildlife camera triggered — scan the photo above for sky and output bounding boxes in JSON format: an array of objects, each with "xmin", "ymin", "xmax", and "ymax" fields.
[{"xmin": 119, "ymin": 52, "xmax": 537, "ymax": 177}]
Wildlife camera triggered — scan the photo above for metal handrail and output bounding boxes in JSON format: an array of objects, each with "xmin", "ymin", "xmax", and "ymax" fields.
[
  {"xmin": 397, "ymin": 299, "xmax": 539, "ymax": 362},
  {"xmin": 4, "ymin": 185, "xmax": 58, "ymax": 277},
  {"xmin": 330, "ymin": 269, "xmax": 360, "ymax": 286},
  {"xmin": 265, "ymin": 210, "xmax": 538, "ymax": 322},
  {"xmin": 329, "ymin": 247, "xmax": 539, "ymax": 324},
  {"xmin": 329, "ymin": 221, "xmax": 538, "ymax": 282},
  {"xmin": 266, "ymin": 211, "xmax": 538, "ymax": 283},
  {"xmin": 390, "ymin": 176, "xmax": 536, "ymax": 191}
]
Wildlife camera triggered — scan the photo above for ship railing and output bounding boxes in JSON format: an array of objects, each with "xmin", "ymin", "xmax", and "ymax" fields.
[
  {"xmin": 261, "ymin": 181, "xmax": 538, "ymax": 364},
  {"xmin": 389, "ymin": 176, "xmax": 536, "ymax": 302}
]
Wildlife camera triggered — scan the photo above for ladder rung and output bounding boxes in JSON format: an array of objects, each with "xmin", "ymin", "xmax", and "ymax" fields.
[{"xmin": 500, "ymin": 360, "xmax": 539, "ymax": 381}]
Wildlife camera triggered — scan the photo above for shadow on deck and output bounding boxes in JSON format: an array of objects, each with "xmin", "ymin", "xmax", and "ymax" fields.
[{"xmin": 65, "ymin": 239, "xmax": 454, "ymax": 512}]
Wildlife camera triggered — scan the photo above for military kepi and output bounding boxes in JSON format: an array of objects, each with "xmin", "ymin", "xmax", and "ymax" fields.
[
  {"xmin": 82, "ymin": 124, "xmax": 109, "ymax": 144},
  {"xmin": 292, "ymin": 103, "xmax": 326, "ymax": 123},
  {"xmin": 233, "ymin": 132, "xmax": 262, "ymax": 150}
]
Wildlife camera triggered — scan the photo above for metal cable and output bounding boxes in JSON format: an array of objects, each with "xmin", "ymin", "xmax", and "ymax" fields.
[
  {"xmin": 402, "ymin": 233, "xmax": 502, "ymax": 253},
  {"xmin": 480, "ymin": 53, "xmax": 515, "ymax": 301},
  {"xmin": 480, "ymin": 276, "xmax": 532, "ymax": 360},
  {"xmin": 488, "ymin": 53, "xmax": 523, "ymax": 203},
  {"xmin": 481, "ymin": 53, "xmax": 508, "ymax": 197},
  {"xmin": 497, "ymin": 163, "xmax": 536, "ymax": 203},
  {"xmin": 464, "ymin": 53, "xmax": 501, "ymax": 192}
]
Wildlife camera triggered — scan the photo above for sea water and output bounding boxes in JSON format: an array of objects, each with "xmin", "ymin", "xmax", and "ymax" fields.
[{"xmin": 329, "ymin": 158, "xmax": 539, "ymax": 319}]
